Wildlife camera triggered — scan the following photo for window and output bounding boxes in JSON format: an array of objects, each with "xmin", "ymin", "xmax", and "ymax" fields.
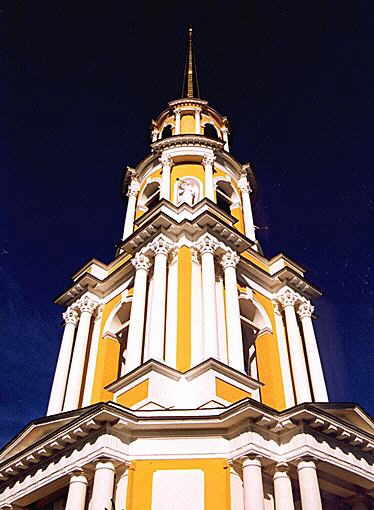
[
  {"xmin": 161, "ymin": 125, "xmax": 173, "ymax": 139},
  {"xmin": 216, "ymin": 190, "xmax": 232, "ymax": 214},
  {"xmin": 204, "ymin": 123, "xmax": 219, "ymax": 139},
  {"xmin": 141, "ymin": 182, "xmax": 161, "ymax": 211}
]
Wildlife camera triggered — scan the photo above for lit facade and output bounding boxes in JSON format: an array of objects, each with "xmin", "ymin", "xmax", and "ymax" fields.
[{"xmin": 1, "ymin": 29, "xmax": 373, "ymax": 510}]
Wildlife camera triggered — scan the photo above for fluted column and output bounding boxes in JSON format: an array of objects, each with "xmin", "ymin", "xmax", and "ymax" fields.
[
  {"xmin": 195, "ymin": 234, "xmax": 219, "ymax": 359},
  {"xmin": 122, "ymin": 177, "xmax": 140, "ymax": 240},
  {"xmin": 114, "ymin": 464, "xmax": 130, "ymax": 510},
  {"xmin": 90, "ymin": 460, "xmax": 116, "ymax": 510},
  {"xmin": 65, "ymin": 470, "xmax": 88, "ymax": 510},
  {"xmin": 174, "ymin": 108, "xmax": 181, "ymax": 135},
  {"xmin": 64, "ymin": 296, "xmax": 98, "ymax": 411},
  {"xmin": 47, "ymin": 307, "xmax": 79, "ymax": 415},
  {"xmin": 160, "ymin": 154, "xmax": 172, "ymax": 200},
  {"xmin": 202, "ymin": 153, "xmax": 215, "ymax": 201},
  {"xmin": 146, "ymin": 235, "xmax": 174, "ymax": 361},
  {"xmin": 195, "ymin": 108, "xmax": 201, "ymax": 134},
  {"xmin": 238, "ymin": 175, "xmax": 256, "ymax": 242},
  {"xmin": 165, "ymin": 249, "xmax": 179, "ymax": 367},
  {"xmin": 297, "ymin": 301, "xmax": 328, "ymax": 402},
  {"xmin": 221, "ymin": 249, "xmax": 245, "ymax": 372},
  {"xmin": 242, "ymin": 456, "xmax": 265, "ymax": 510},
  {"xmin": 273, "ymin": 302, "xmax": 295, "ymax": 408},
  {"xmin": 124, "ymin": 253, "xmax": 152, "ymax": 373},
  {"xmin": 273, "ymin": 463, "xmax": 295, "ymax": 510},
  {"xmin": 278, "ymin": 289, "xmax": 311, "ymax": 404},
  {"xmin": 297, "ymin": 459, "xmax": 322, "ymax": 510}
]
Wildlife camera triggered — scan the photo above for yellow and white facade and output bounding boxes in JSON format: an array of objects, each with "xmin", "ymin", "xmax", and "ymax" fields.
[{"xmin": 1, "ymin": 29, "xmax": 373, "ymax": 510}]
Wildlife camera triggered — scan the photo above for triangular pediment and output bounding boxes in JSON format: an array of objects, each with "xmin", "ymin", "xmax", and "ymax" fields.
[{"xmin": 314, "ymin": 403, "xmax": 374, "ymax": 435}]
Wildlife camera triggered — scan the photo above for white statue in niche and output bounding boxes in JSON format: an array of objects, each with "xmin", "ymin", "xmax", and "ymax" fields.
[{"xmin": 176, "ymin": 178, "xmax": 199, "ymax": 206}]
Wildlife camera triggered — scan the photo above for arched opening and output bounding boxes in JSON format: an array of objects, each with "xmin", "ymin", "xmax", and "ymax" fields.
[
  {"xmin": 140, "ymin": 181, "xmax": 160, "ymax": 211},
  {"xmin": 239, "ymin": 297, "xmax": 270, "ymax": 379},
  {"xmin": 106, "ymin": 300, "xmax": 132, "ymax": 378},
  {"xmin": 216, "ymin": 180, "xmax": 238, "ymax": 215},
  {"xmin": 204, "ymin": 123, "xmax": 219, "ymax": 139},
  {"xmin": 161, "ymin": 125, "xmax": 173, "ymax": 139}
]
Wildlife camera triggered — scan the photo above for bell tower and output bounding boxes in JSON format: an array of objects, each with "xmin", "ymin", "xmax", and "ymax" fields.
[{"xmin": 1, "ymin": 29, "xmax": 373, "ymax": 510}]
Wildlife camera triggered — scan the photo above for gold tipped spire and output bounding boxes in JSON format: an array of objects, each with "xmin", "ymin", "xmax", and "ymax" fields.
[{"xmin": 182, "ymin": 27, "xmax": 200, "ymax": 98}]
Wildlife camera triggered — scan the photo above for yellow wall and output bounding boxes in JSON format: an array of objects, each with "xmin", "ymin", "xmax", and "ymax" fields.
[
  {"xmin": 171, "ymin": 163, "xmax": 205, "ymax": 203},
  {"xmin": 90, "ymin": 294, "xmax": 121, "ymax": 403},
  {"xmin": 231, "ymin": 207, "xmax": 244, "ymax": 234},
  {"xmin": 180, "ymin": 114, "xmax": 195, "ymax": 134},
  {"xmin": 177, "ymin": 247, "xmax": 192, "ymax": 372},
  {"xmin": 254, "ymin": 291, "xmax": 286, "ymax": 410},
  {"xmin": 216, "ymin": 378, "xmax": 250, "ymax": 403},
  {"xmin": 117, "ymin": 380, "xmax": 149, "ymax": 408},
  {"xmin": 126, "ymin": 459, "xmax": 230, "ymax": 510}
]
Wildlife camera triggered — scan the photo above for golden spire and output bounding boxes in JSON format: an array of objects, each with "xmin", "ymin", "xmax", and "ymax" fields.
[{"xmin": 182, "ymin": 27, "xmax": 200, "ymax": 99}]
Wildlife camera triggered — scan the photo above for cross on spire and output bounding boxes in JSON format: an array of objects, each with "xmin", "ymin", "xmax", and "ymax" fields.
[{"xmin": 182, "ymin": 27, "xmax": 200, "ymax": 99}]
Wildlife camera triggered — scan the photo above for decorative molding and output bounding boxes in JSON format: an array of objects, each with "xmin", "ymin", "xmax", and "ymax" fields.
[
  {"xmin": 220, "ymin": 249, "xmax": 240, "ymax": 269},
  {"xmin": 194, "ymin": 233, "xmax": 220, "ymax": 255},
  {"xmin": 127, "ymin": 178, "xmax": 140, "ymax": 198},
  {"xmin": 149, "ymin": 235, "xmax": 174, "ymax": 257},
  {"xmin": 297, "ymin": 300, "xmax": 314, "ymax": 319},
  {"xmin": 159, "ymin": 154, "xmax": 173, "ymax": 167},
  {"xmin": 202, "ymin": 153, "xmax": 215, "ymax": 166},
  {"xmin": 75, "ymin": 295, "xmax": 99, "ymax": 315}
]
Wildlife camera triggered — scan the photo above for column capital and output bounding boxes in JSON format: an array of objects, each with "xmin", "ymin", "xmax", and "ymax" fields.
[
  {"xmin": 94, "ymin": 459, "xmax": 116, "ymax": 471},
  {"xmin": 238, "ymin": 174, "xmax": 251, "ymax": 193},
  {"xmin": 159, "ymin": 153, "xmax": 173, "ymax": 167},
  {"xmin": 194, "ymin": 233, "xmax": 220, "ymax": 255},
  {"xmin": 174, "ymin": 107, "xmax": 182, "ymax": 115},
  {"xmin": 240, "ymin": 454, "xmax": 263, "ymax": 468},
  {"xmin": 202, "ymin": 153, "xmax": 215, "ymax": 166},
  {"xmin": 149, "ymin": 235, "xmax": 174, "ymax": 256},
  {"xmin": 127, "ymin": 177, "xmax": 140, "ymax": 198},
  {"xmin": 221, "ymin": 249, "xmax": 240, "ymax": 269},
  {"xmin": 296, "ymin": 457, "xmax": 318, "ymax": 471},
  {"xmin": 297, "ymin": 300, "xmax": 314, "ymax": 319},
  {"xmin": 277, "ymin": 288, "xmax": 300, "ymax": 309},
  {"xmin": 63, "ymin": 307, "xmax": 79, "ymax": 326},
  {"xmin": 75, "ymin": 295, "xmax": 99, "ymax": 314},
  {"xmin": 272, "ymin": 300, "xmax": 282, "ymax": 315},
  {"xmin": 132, "ymin": 252, "xmax": 152, "ymax": 272}
]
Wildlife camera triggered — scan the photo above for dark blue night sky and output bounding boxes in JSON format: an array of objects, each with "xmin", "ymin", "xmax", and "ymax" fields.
[{"xmin": 1, "ymin": 1, "xmax": 373, "ymax": 446}]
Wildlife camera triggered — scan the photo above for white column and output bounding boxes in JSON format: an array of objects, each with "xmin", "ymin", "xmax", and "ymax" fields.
[
  {"xmin": 297, "ymin": 301, "xmax": 328, "ymax": 402},
  {"xmin": 278, "ymin": 289, "xmax": 312, "ymax": 404},
  {"xmin": 81, "ymin": 307, "xmax": 102, "ymax": 406},
  {"xmin": 160, "ymin": 154, "xmax": 172, "ymax": 200},
  {"xmin": 165, "ymin": 249, "xmax": 178, "ymax": 368},
  {"xmin": 64, "ymin": 296, "xmax": 98, "ymax": 411},
  {"xmin": 238, "ymin": 175, "xmax": 256, "ymax": 243},
  {"xmin": 202, "ymin": 153, "xmax": 215, "ymax": 201},
  {"xmin": 273, "ymin": 463, "xmax": 295, "ymax": 510},
  {"xmin": 273, "ymin": 302, "xmax": 295, "ymax": 408},
  {"xmin": 195, "ymin": 234, "xmax": 219, "ymax": 359},
  {"xmin": 47, "ymin": 307, "xmax": 79, "ymax": 415},
  {"xmin": 122, "ymin": 178, "xmax": 140, "ymax": 240},
  {"xmin": 174, "ymin": 108, "xmax": 181, "ymax": 135},
  {"xmin": 195, "ymin": 108, "xmax": 201, "ymax": 134},
  {"xmin": 90, "ymin": 460, "xmax": 116, "ymax": 510},
  {"xmin": 221, "ymin": 249, "xmax": 245, "ymax": 372},
  {"xmin": 229, "ymin": 461, "xmax": 244, "ymax": 510},
  {"xmin": 297, "ymin": 459, "xmax": 322, "ymax": 510},
  {"xmin": 65, "ymin": 470, "xmax": 88, "ymax": 510},
  {"xmin": 242, "ymin": 456, "xmax": 265, "ymax": 510},
  {"xmin": 222, "ymin": 127, "xmax": 229, "ymax": 151},
  {"xmin": 190, "ymin": 249, "xmax": 204, "ymax": 366},
  {"xmin": 114, "ymin": 464, "xmax": 130, "ymax": 510},
  {"xmin": 124, "ymin": 253, "xmax": 151, "ymax": 373},
  {"xmin": 216, "ymin": 273, "xmax": 228, "ymax": 364},
  {"xmin": 146, "ymin": 235, "xmax": 173, "ymax": 361}
]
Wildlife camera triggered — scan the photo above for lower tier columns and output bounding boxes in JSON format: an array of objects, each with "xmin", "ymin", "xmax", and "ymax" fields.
[
  {"xmin": 242, "ymin": 456, "xmax": 265, "ymax": 510},
  {"xmin": 90, "ymin": 460, "xmax": 116, "ymax": 510},
  {"xmin": 297, "ymin": 459, "xmax": 323, "ymax": 510},
  {"xmin": 65, "ymin": 471, "xmax": 88, "ymax": 510},
  {"xmin": 273, "ymin": 463, "xmax": 295, "ymax": 510}
]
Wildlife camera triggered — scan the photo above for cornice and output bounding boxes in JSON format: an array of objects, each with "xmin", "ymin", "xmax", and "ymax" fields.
[{"xmin": 151, "ymin": 134, "xmax": 224, "ymax": 152}]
